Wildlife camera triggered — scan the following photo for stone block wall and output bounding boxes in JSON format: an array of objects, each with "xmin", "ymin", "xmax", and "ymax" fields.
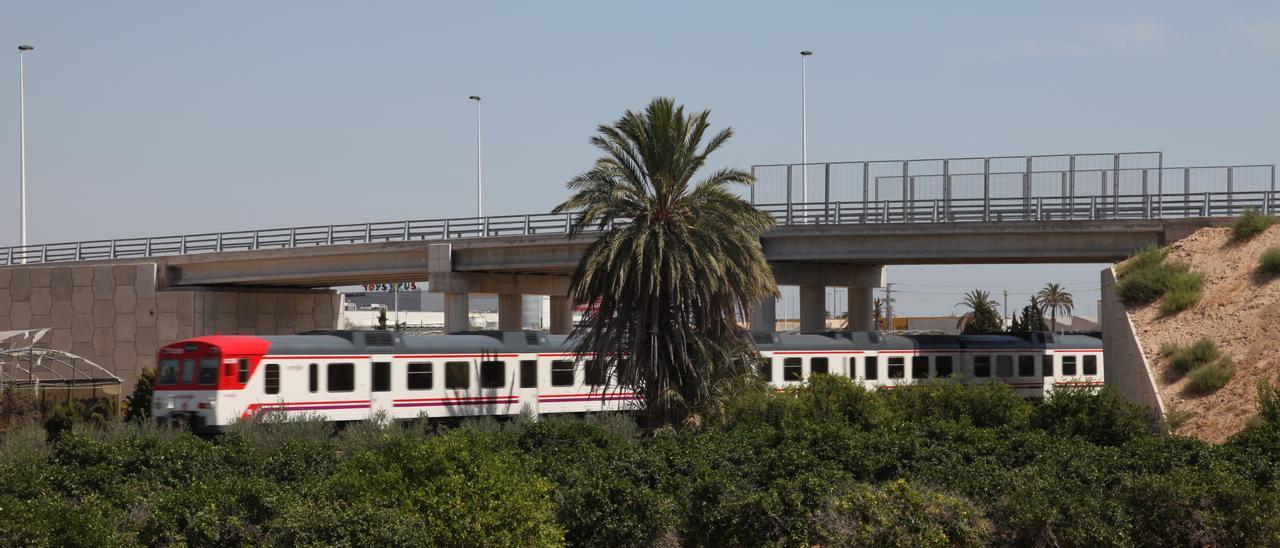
[{"xmin": 0, "ymin": 263, "xmax": 339, "ymax": 392}]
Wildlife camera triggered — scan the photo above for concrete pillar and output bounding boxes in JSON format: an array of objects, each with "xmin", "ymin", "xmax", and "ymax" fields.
[
  {"xmin": 444, "ymin": 292, "xmax": 469, "ymax": 333},
  {"xmin": 799, "ymin": 285, "xmax": 826, "ymax": 333},
  {"xmin": 749, "ymin": 297, "xmax": 777, "ymax": 332},
  {"xmin": 846, "ymin": 286, "xmax": 874, "ymax": 331},
  {"xmin": 549, "ymin": 295, "xmax": 573, "ymax": 335},
  {"xmin": 498, "ymin": 294, "xmax": 523, "ymax": 331}
]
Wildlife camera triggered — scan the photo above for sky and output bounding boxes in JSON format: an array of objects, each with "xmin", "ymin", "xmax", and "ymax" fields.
[{"xmin": 2, "ymin": 1, "xmax": 1278, "ymax": 319}]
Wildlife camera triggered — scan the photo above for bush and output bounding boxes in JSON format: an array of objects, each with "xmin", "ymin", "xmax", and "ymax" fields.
[
  {"xmin": 1159, "ymin": 270, "xmax": 1204, "ymax": 314},
  {"xmin": 1167, "ymin": 338, "xmax": 1221, "ymax": 374},
  {"xmin": 1187, "ymin": 357, "xmax": 1236, "ymax": 394},
  {"xmin": 124, "ymin": 368, "xmax": 154, "ymax": 424},
  {"xmin": 813, "ymin": 479, "xmax": 991, "ymax": 547},
  {"xmin": 1259, "ymin": 247, "xmax": 1280, "ymax": 276},
  {"xmin": 1232, "ymin": 208, "xmax": 1276, "ymax": 241},
  {"xmin": 880, "ymin": 380, "xmax": 1031, "ymax": 429},
  {"xmin": 1258, "ymin": 374, "xmax": 1280, "ymax": 424},
  {"xmin": 1031, "ymin": 387, "xmax": 1157, "ymax": 445},
  {"xmin": 1117, "ymin": 244, "xmax": 1168, "ymax": 278}
]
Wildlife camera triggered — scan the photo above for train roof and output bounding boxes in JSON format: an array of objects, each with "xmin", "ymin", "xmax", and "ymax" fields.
[{"xmin": 245, "ymin": 330, "xmax": 1101, "ymax": 356}]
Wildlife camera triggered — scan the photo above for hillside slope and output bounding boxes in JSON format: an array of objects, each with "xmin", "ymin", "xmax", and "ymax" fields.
[{"xmin": 1125, "ymin": 225, "xmax": 1280, "ymax": 443}]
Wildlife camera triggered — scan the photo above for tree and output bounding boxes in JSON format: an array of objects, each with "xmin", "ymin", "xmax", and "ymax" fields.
[
  {"xmin": 956, "ymin": 289, "xmax": 1001, "ymax": 334},
  {"xmin": 872, "ymin": 298, "xmax": 885, "ymax": 330},
  {"xmin": 377, "ymin": 308, "xmax": 388, "ymax": 330},
  {"xmin": 1008, "ymin": 296, "xmax": 1048, "ymax": 333},
  {"xmin": 124, "ymin": 368, "xmax": 154, "ymax": 424},
  {"xmin": 1036, "ymin": 283, "xmax": 1074, "ymax": 332},
  {"xmin": 552, "ymin": 98, "xmax": 777, "ymax": 427}
]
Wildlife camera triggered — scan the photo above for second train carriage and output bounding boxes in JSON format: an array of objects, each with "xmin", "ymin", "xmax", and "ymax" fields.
[{"xmin": 152, "ymin": 330, "xmax": 1104, "ymax": 433}]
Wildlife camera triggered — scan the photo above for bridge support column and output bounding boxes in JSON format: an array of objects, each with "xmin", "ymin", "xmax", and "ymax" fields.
[
  {"xmin": 749, "ymin": 297, "xmax": 777, "ymax": 331},
  {"xmin": 549, "ymin": 295, "xmax": 573, "ymax": 335},
  {"xmin": 846, "ymin": 286, "xmax": 874, "ymax": 331},
  {"xmin": 443, "ymin": 292, "xmax": 470, "ymax": 333},
  {"xmin": 799, "ymin": 285, "xmax": 827, "ymax": 333},
  {"xmin": 498, "ymin": 294, "xmax": 523, "ymax": 331}
]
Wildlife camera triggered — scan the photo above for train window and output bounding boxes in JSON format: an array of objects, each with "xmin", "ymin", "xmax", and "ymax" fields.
[
  {"xmin": 309, "ymin": 364, "xmax": 318, "ymax": 393},
  {"xmin": 264, "ymin": 364, "xmax": 280, "ymax": 395},
  {"xmin": 328, "ymin": 363, "xmax": 355, "ymax": 392},
  {"xmin": 372, "ymin": 362, "xmax": 392, "ymax": 392},
  {"xmin": 1018, "ymin": 355, "xmax": 1036, "ymax": 377},
  {"xmin": 551, "ymin": 360, "xmax": 575, "ymax": 387},
  {"xmin": 783, "ymin": 358, "xmax": 803, "ymax": 381},
  {"xmin": 586, "ymin": 360, "xmax": 608, "ymax": 386},
  {"xmin": 1043, "ymin": 355, "xmax": 1055, "ymax": 377},
  {"xmin": 445, "ymin": 362, "xmax": 470, "ymax": 390},
  {"xmin": 996, "ymin": 356, "xmax": 1013, "ymax": 378},
  {"xmin": 1061, "ymin": 356, "xmax": 1077, "ymax": 376},
  {"xmin": 911, "ymin": 356, "xmax": 929, "ymax": 379},
  {"xmin": 407, "ymin": 363, "xmax": 433, "ymax": 390},
  {"xmin": 935, "ymin": 356, "xmax": 954, "ymax": 378},
  {"xmin": 864, "ymin": 357, "xmax": 878, "ymax": 380},
  {"xmin": 480, "ymin": 361, "xmax": 506, "ymax": 389},
  {"xmin": 520, "ymin": 360, "xmax": 538, "ymax": 388},
  {"xmin": 811, "ymin": 357, "xmax": 829, "ymax": 376},
  {"xmin": 974, "ymin": 356, "xmax": 991, "ymax": 378},
  {"xmin": 157, "ymin": 359, "xmax": 178, "ymax": 385},
  {"xmin": 888, "ymin": 357, "xmax": 905, "ymax": 379},
  {"xmin": 1083, "ymin": 355, "xmax": 1098, "ymax": 376},
  {"xmin": 238, "ymin": 359, "xmax": 249, "ymax": 384},
  {"xmin": 198, "ymin": 359, "xmax": 218, "ymax": 385},
  {"xmin": 181, "ymin": 359, "xmax": 195, "ymax": 384}
]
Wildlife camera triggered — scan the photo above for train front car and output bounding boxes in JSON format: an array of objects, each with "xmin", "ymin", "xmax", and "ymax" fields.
[{"xmin": 152, "ymin": 336, "xmax": 268, "ymax": 433}]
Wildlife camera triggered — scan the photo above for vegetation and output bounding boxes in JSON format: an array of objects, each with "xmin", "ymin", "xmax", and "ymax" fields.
[
  {"xmin": 955, "ymin": 289, "xmax": 1001, "ymax": 334},
  {"xmin": 1035, "ymin": 282, "xmax": 1074, "ymax": 332},
  {"xmin": 6, "ymin": 379, "xmax": 1280, "ymax": 545},
  {"xmin": 1160, "ymin": 338, "xmax": 1235, "ymax": 394},
  {"xmin": 123, "ymin": 368, "xmax": 154, "ymax": 424},
  {"xmin": 1231, "ymin": 207, "xmax": 1276, "ymax": 241},
  {"xmin": 1258, "ymin": 374, "xmax": 1280, "ymax": 424},
  {"xmin": 1008, "ymin": 295, "xmax": 1048, "ymax": 333},
  {"xmin": 1115, "ymin": 245, "xmax": 1204, "ymax": 313},
  {"xmin": 1259, "ymin": 246, "xmax": 1280, "ymax": 276},
  {"xmin": 552, "ymin": 98, "xmax": 776, "ymax": 426}
]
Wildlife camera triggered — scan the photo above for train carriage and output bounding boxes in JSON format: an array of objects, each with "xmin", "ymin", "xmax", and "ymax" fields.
[{"xmin": 153, "ymin": 329, "xmax": 1104, "ymax": 433}]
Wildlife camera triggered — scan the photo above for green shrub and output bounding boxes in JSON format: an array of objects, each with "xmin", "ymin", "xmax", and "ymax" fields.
[
  {"xmin": 1031, "ymin": 387, "xmax": 1157, "ymax": 445},
  {"xmin": 1117, "ymin": 244, "xmax": 1168, "ymax": 277},
  {"xmin": 1232, "ymin": 208, "xmax": 1276, "ymax": 241},
  {"xmin": 124, "ymin": 368, "xmax": 154, "ymax": 424},
  {"xmin": 880, "ymin": 380, "xmax": 1031, "ymax": 429},
  {"xmin": 1259, "ymin": 247, "xmax": 1280, "ymax": 276},
  {"xmin": 1258, "ymin": 374, "xmax": 1280, "ymax": 424},
  {"xmin": 1164, "ymin": 406, "xmax": 1194, "ymax": 433},
  {"xmin": 1167, "ymin": 338, "xmax": 1221, "ymax": 374},
  {"xmin": 1159, "ymin": 270, "xmax": 1204, "ymax": 314},
  {"xmin": 813, "ymin": 479, "xmax": 991, "ymax": 547},
  {"xmin": 1187, "ymin": 357, "xmax": 1236, "ymax": 394}
]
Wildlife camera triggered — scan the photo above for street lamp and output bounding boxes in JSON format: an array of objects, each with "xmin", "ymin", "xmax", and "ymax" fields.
[
  {"xmin": 469, "ymin": 95, "xmax": 482, "ymax": 218},
  {"xmin": 17, "ymin": 44, "xmax": 33, "ymax": 259},
  {"xmin": 800, "ymin": 50, "xmax": 812, "ymax": 207}
]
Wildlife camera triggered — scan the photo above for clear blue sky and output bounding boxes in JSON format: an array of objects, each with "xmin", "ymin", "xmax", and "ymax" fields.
[{"xmin": 2, "ymin": 2, "xmax": 1277, "ymax": 318}]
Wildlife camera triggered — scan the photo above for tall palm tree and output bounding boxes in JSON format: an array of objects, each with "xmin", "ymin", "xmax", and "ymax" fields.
[
  {"xmin": 552, "ymin": 98, "xmax": 777, "ymax": 427},
  {"xmin": 1036, "ymin": 283, "xmax": 1075, "ymax": 332},
  {"xmin": 956, "ymin": 289, "xmax": 1001, "ymax": 334}
]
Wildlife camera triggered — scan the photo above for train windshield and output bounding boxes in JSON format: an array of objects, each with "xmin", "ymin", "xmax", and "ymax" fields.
[{"xmin": 157, "ymin": 359, "xmax": 178, "ymax": 385}]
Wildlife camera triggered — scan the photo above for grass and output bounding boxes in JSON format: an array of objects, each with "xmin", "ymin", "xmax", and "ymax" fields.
[
  {"xmin": 1159, "ymin": 270, "xmax": 1206, "ymax": 314},
  {"xmin": 1167, "ymin": 338, "xmax": 1221, "ymax": 375},
  {"xmin": 1115, "ymin": 246, "xmax": 1204, "ymax": 313},
  {"xmin": 1259, "ymin": 247, "xmax": 1280, "ymax": 276},
  {"xmin": 1164, "ymin": 406, "xmax": 1194, "ymax": 432},
  {"xmin": 1232, "ymin": 208, "xmax": 1276, "ymax": 241},
  {"xmin": 1186, "ymin": 356, "xmax": 1236, "ymax": 394},
  {"xmin": 1117, "ymin": 244, "xmax": 1169, "ymax": 278}
]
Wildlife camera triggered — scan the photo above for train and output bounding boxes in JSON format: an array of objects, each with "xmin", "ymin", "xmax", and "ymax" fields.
[{"xmin": 151, "ymin": 329, "xmax": 1104, "ymax": 433}]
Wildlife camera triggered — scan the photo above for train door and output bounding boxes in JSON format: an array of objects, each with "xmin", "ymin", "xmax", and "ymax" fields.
[
  {"xmin": 515, "ymin": 355, "xmax": 540, "ymax": 416},
  {"xmin": 369, "ymin": 355, "xmax": 394, "ymax": 417},
  {"xmin": 860, "ymin": 352, "xmax": 880, "ymax": 389}
]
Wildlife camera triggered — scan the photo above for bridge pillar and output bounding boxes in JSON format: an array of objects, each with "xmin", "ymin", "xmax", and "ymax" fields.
[
  {"xmin": 799, "ymin": 285, "xmax": 827, "ymax": 333},
  {"xmin": 549, "ymin": 295, "xmax": 573, "ymax": 335},
  {"xmin": 749, "ymin": 297, "xmax": 777, "ymax": 331},
  {"xmin": 443, "ymin": 292, "xmax": 470, "ymax": 333},
  {"xmin": 846, "ymin": 286, "xmax": 874, "ymax": 331},
  {"xmin": 498, "ymin": 294, "xmax": 523, "ymax": 331}
]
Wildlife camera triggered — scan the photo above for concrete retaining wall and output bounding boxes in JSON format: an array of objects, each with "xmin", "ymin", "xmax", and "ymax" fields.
[
  {"xmin": 0, "ymin": 263, "xmax": 338, "ymax": 393},
  {"xmin": 1101, "ymin": 267, "xmax": 1165, "ymax": 415}
]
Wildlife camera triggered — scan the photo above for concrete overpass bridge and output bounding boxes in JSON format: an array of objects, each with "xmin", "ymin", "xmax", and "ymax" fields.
[{"xmin": 0, "ymin": 151, "xmax": 1272, "ymax": 388}]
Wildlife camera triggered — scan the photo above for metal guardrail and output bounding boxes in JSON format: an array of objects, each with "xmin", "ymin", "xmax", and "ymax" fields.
[{"xmin": 0, "ymin": 152, "xmax": 1274, "ymax": 267}]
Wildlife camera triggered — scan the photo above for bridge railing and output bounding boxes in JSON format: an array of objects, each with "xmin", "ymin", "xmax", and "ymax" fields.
[{"xmin": 0, "ymin": 162, "xmax": 1275, "ymax": 267}]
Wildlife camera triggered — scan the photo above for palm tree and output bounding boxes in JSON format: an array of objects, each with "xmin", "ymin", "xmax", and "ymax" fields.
[
  {"xmin": 956, "ymin": 289, "xmax": 1001, "ymax": 334},
  {"xmin": 552, "ymin": 98, "xmax": 777, "ymax": 427},
  {"xmin": 1036, "ymin": 283, "xmax": 1075, "ymax": 332}
]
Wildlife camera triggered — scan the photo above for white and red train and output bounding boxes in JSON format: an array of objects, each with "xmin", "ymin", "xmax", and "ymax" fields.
[{"xmin": 151, "ymin": 330, "xmax": 1104, "ymax": 433}]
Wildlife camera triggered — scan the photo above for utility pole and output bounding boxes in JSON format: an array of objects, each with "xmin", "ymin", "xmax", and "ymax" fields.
[
  {"xmin": 883, "ymin": 283, "xmax": 896, "ymax": 330},
  {"xmin": 1002, "ymin": 290, "xmax": 1008, "ymax": 324}
]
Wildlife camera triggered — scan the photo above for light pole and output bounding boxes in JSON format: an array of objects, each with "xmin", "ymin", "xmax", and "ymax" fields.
[
  {"xmin": 469, "ymin": 95, "xmax": 483, "ymax": 218},
  {"xmin": 17, "ymin": 45, "xmax": 33, "ymax": 259},
  {"xmin": 800, "ymin": 50, "xmax": 812, "ymax": 208}
]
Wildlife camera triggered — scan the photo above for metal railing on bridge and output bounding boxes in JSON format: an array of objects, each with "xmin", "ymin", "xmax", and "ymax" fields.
[{"xmin": 0, "ymin": 151, "xmax": 1274, "ymax": 266}]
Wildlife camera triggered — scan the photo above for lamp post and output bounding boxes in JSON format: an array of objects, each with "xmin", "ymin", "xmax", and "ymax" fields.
[
  {"xmin": 469, "ymin": 95, "xmax": 482, "ymax": 218},
  {"xmin": 800, "ymin": 50, "xmax": 812, "ymax": 208},
  {"xmin": 17, "ymin": 44, "xmax": 33, "ymax": 259}
]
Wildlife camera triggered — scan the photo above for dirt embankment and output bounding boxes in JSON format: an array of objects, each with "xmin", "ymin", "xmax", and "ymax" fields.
[{"xmin": 1126, "ymin": 225, "xmax": 1280, "ymax": 443}]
